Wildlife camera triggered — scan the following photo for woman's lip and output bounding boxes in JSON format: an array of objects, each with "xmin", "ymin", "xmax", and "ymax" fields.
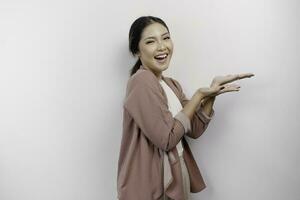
[
  {"xmin": 155, "ymin": 54, "xmax": 168, "ymax": 63},
  {"xmin": 154, "ymin": 53, "xmax": 168, "ymax": 58}
]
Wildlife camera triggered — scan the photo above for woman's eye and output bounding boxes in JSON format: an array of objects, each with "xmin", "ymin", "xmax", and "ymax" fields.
[
  {"xmin": 146, "ymin": 41, "xmax": 154, "ymax": 44},
  {"xmin": 164, "ymin": 36, "xmax": 170, "ymax": 40}
]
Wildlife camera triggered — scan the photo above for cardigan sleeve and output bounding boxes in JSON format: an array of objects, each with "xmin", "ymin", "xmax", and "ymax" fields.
[
  {"xmin": 170, "ymin": 78, "xmax": 214, "ymax": 139},
  {"xmin": 123, "ymin": 76, "xmax": 189, "ymax": 151}
]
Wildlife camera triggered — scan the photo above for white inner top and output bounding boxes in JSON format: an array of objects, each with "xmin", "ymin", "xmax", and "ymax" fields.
[{"xmin": 159, "ymin": 79, "xmax": 184, "ymax": 156}]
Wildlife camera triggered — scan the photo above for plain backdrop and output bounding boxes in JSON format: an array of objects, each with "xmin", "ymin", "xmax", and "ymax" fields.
[{"xmin": 0, "ymin": 0, "xmax": 299, "ymax": 199}]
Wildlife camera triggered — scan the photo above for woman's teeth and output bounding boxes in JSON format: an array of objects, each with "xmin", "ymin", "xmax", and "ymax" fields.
[{"xmin": 154, "ymin": 54, "xmax": 168, "ymax": 62}]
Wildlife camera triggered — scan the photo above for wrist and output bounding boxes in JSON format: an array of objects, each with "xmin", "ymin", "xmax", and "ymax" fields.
[
  {"xmin": 195, "ymin": 90, "xmax": 205, "ymax": 102},
  {"xmin": 201, "ymin": 96, "xmax": 216, "ymax": 106}
]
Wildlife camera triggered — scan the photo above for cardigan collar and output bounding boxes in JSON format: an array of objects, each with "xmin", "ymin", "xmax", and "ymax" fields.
[
  {"xmin": 139, "ymin": 64, "xmax": 166, "ymax": 82},
  {"xmin": 138, "ymin": 64, "xmax": 183, "ymax": 105}
]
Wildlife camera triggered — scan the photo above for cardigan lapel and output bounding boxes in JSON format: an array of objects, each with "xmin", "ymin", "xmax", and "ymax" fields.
[{"xmin": 138, "ymin": 65, "xmax": 187, "ymax": 197}]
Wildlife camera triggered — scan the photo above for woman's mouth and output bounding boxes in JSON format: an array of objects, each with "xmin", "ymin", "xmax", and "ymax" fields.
[{"xmin": 154, "ymin": 53, "xmax": 168, "ymax": 63}]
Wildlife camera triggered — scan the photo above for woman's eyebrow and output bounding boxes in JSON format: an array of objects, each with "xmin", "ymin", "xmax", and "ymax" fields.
[{"xmin": 144, "ymin": 32, "xmax": 169, "ymax": 40}]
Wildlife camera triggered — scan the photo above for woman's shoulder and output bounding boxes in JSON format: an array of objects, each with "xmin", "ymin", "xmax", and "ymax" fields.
[
  {"xmin": 126, "ymin": 69, "xmax": 159, "ymax": 90},
  {"xmin": 129, "ymin": 69, "xmax": 153, "ymax": 83},
  {"xmin": 126, "ymin": 69, "xmax": 184, "ymax": 94}
]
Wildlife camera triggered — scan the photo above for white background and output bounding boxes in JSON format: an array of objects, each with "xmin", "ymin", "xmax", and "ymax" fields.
[{"xmin": 0, "ymin": 0, "xmax": 299, "ymax": 199}]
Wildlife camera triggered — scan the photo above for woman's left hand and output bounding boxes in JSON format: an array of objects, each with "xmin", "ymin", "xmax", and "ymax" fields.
[
  {"xmin": 215, "ymin": 83, "xmax": 240, "ymax": 96},
  {"xmin": 201, "ymin": 83, "xmax": 242, "ymax": 104}
]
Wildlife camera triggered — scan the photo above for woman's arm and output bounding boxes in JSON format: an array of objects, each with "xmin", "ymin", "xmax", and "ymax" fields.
[
  {"xmin": 180, "ymin": 91, "xmax": 204, "ymax": 120},
  {"xmin": 181, "ymin": 87, "xmax": 221, "ymax": 121},
  {"xmin": 171, "ymin": 78, "xmax": 222, "ymax": 139},
  {"xmin": 124, "ymin": 75, "xmax": 220, "ymax": 151}
]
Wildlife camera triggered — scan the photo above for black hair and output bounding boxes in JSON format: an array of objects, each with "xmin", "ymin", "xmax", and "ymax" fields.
[{"xmin": 128, "ymin": 16, "xmax": 169, "ymax": 76}]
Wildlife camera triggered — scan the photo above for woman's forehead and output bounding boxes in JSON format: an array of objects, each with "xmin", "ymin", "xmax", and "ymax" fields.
[{"xmin": 141, "ymin": 23, "xmax": 169, "ymax": 39}]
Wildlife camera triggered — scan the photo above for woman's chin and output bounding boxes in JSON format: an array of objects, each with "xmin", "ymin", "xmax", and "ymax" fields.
[
  {"xmin": 155, "ymin": 61, "xmax": 170, "ymax": 70},
  {"xmin": 156, "ymin": 64, "xmax": 169, "ymax": 72}
]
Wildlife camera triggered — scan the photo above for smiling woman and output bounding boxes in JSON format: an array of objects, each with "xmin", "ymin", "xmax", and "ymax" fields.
[
  {"xmin": 136, "ymin": 23, "xmax": 173, "ymax": 78},
  {"xmin": 128, "ymin": 17, "xmax": 173, "ymax": 79},
  {"xmin": 117, "ymin": 16, "xmax": 254, "ymax": 200}
]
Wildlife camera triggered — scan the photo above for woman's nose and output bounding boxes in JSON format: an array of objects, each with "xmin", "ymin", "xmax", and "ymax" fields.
[{"xmin": 157, "ymin": 41, "xmax": 166, "ymax": 50}]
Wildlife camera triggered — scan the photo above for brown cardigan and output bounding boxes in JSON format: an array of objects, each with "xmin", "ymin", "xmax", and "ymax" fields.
[{"xmin": 117, "ymin": 65, "xmax": 214, "ymax": 200}]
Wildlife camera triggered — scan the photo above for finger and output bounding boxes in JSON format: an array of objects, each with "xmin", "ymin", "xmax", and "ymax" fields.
[
  {"xmin": 222, "ymin": 87, "xmax": 240, "ymax": 92},
  {"xmin": 237, "ymin": 73, "xmax": 255, "ymax": 79},
  {"xmin": 217, "ymin": 88, "xmax": 240, "ymax": 95},
  {"xmin": 212, "ymin": 85, "xmax": 225, "ymax": 91},
  {"xmin": 218, "ymin": 84, "xmax": 241, "ymax": 93},
  {"xmin": 221, "ymin": 83, "xmax": 240, "ymax": 90},
  {"xmin": 222, "ymin": 75, "xmax": 240, "ymax": 84},
  {"xmin": 224, "ymin": 83, "xmax": 240, "ymax": 87}
]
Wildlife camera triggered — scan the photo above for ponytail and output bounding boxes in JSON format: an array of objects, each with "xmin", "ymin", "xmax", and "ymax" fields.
[{"xmin": 130, "ymin": 59, "xmax": 142, "ymax": 76}]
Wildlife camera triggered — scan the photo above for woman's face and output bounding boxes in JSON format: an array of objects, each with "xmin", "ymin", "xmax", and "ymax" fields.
[{"xmin": 137, "ymin": 22, "xmax": 173, "ymax": 79}]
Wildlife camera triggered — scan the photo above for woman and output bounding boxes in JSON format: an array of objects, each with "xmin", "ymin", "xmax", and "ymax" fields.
[{"xmin": 117, "ymin": 16, "xmax": 254, "ymax": 200}]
